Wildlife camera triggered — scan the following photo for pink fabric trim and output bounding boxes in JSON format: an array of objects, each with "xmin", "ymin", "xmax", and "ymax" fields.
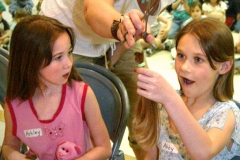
[
  {"xmin": 81, "ymin": 84, "xmax": 88, "ymax": 120},
  {"xmin": 6, "ymin": 101, "xmax": 17, "ymax": 136},
  {"xmin": 29, "ymin": 84, "xmax": 67, "ymax": 123}
]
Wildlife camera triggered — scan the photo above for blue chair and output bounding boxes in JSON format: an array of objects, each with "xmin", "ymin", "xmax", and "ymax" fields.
[
  {"xmin": 74, "ymin": 62, "xmax": 130, "ymax": 160},
  {"xmin": 233, "ymin": 100, "xmax": 240, "ymax": 109},
  {"xmin": 0, "ymin": 49, "xmax": 8, "ymax": 159},
  {"xmin": 0, "ymin": 48, "xmax": 9, "ymax": 60},
  {"xmin": 231, "ymin": 156, "xmax": 240, "ymax": 160},
  {"xmin": 0, "ymin": 54, "xmax": 8, "ymax": 104}
]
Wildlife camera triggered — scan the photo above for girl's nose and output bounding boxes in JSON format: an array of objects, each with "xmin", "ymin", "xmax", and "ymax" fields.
[
  {"xmin": 179, "ymin": 60, "xmax": 191, "ymax": 73},
  {"xmin": 64, "ymin": 55, "xmax": 73, "ymax": 68}
]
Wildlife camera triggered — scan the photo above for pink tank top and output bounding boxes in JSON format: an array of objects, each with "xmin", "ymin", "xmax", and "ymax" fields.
[{"xmin": 7, "ymin": 81, "xmax": 92, "ymax": 159}]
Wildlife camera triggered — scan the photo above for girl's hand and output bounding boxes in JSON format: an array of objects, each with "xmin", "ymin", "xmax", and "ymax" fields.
[
  {"xmin": 6, "ymin": 151, "xmax": 28, "ymax": 160},
  {"xmin": 135, "ymin": 68, "xmax": 176, "ymax": 105}
]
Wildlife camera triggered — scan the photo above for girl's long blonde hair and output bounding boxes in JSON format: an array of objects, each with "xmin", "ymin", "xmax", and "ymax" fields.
[{"xmin": 132, "ymin": 96, "xmax": 160, "ymax": 149}]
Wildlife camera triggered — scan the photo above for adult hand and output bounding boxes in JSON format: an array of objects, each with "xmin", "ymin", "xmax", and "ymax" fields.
[{"xmin": 117, "ymin": 9, "xmax": 155, "ymax": 49}]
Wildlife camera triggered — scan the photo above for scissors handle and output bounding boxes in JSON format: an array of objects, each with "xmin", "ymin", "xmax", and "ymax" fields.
[{"xmin": 142, "ymin": 31, "xmax": 149, "ymax": 42}]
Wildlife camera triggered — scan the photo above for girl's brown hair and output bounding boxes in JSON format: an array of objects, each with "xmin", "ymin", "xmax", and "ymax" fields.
[
  {"xmin": 189, "ymin": 1, "xmax": 202, "ymax": 12},
  {"xmin": 175, "ymin": 17, "xmax": 234, "ymax": 101},
  {"xmin": 6, "ymin": 15, "xmax": 82, "ymax": 102},
  {"xmin": 132, "ymin": 17, "xmax": 234, "ymax": 149}
]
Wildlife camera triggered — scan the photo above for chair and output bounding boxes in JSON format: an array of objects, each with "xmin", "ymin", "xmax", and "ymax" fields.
[
  {"xmin": 0, "ymin": 54, "xmax": 8, "ymax": 104},
  {"xmin": 74, "ymin": 62, "xmax": 130, "ymax": 160},
  {"xmin": 233, "ymin": 100, "xmax": 240, "ymax": 109},
  {"xmin": 0, "ymin": 50, "xmax": 7, "ymax": 158},
  {"xmin": 0, "ymin": 48, "xmax": 9, "ymax": 60}
]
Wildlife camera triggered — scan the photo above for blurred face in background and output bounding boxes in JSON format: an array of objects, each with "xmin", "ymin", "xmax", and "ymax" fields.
[{"xmin": 190, "ymin": 6, "xmax": 202, "ymax": 20}]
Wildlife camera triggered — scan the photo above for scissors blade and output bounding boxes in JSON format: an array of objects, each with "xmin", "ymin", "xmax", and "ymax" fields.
[{"xmin": 142, "ymin": 0, "xmax": 152, "ymax": 42}]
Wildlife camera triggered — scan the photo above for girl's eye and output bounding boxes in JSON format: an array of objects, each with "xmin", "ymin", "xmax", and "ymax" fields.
[
  {"xmin": 177, "ymin": 53, "xmax": 185, "ymax": 59},
  {"xmin": 54, "ymin": 55, "xmax": 62, "ymax": 61},
  {"xmin": 68, "ymin": 51, "xmax": 72, "ymax": 56},
  {"xmin": 195, "ymin": 57, "xmax": 202, "ymax": 63}
]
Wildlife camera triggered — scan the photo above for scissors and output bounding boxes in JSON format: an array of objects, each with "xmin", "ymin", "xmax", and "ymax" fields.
[
  {"xmin": 142, "ymin": 0, "xmax": 153, "ymax": 42},
  {"xmin": 121, "ymin": 0, "xmax": 154, "ymax": 44}
]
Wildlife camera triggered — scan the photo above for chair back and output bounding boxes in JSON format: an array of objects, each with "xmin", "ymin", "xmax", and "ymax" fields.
[
  {"xmin": 74, "ymin": 62, "xmax": 129, "ymax": 160},
  {"xmin": 0, "ymin": 48, "xmax": 9, "ymax": 59},
  {"xmin": 0, "ymin": 54, "xmax": 8, "ymax": 104},
  {"xmin": 233, "ymin": 100, "xmax": 240, "ymax": 109}
]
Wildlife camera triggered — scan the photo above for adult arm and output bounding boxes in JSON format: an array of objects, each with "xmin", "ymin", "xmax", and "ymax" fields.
[{"xmin": 83, "ymin": 0, "xmax": 154, "ymax": 48}]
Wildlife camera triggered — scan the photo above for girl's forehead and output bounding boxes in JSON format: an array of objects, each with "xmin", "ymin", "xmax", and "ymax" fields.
[{"xmin": 192, "ymin": 6, "xmax": 200, "ymax": 10}]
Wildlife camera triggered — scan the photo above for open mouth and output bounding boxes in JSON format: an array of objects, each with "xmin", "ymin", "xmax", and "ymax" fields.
[
  {"xmin": 63, "ymin": 72, "xmax": 70, "ymax": 78},
  {"xmin": 183, "ymin": 78, "xmax": 194, "ymax": 85}
]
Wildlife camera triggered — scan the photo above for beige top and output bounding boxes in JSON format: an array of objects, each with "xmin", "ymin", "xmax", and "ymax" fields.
[{"xmin": 41, "ymin": 0, "xmax": 173, "ymax": 57}]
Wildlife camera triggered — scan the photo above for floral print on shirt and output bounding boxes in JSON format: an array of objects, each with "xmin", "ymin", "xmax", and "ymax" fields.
[{"xmin": 158, "ymin": 100, "xmax": 240, "ymax": 160}]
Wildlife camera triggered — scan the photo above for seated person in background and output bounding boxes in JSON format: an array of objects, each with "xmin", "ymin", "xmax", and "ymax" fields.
[
  {"xmin": 0, "ymin": 9, "xmax": 10, "ymax": 48},
  {"xmin": 225, "ymin": 0, "xmax": 240, "ymax": 32},
  {"xmin": 10, "ymin": 8, "xmax": 29, "ymax": 34},
  {"xmin": 4, "ymin": 0, "xmax": 12, "ymax": 5},
  {"xmin": 207, "ymin": 10, "xmax": 226, "ymax": 23},
  {"xmin": 202, "ymin": 0, "xmax": 227, "ymax": 16},
  {"xmin": 171, "ymin": 1, "xmax": 205, "ymax": 60},
  {"xmin": 182, "ymin": 1, "xmax": 206, "ymax": 27},
  {"xmin": 139, "ymin": 14, "xmax": 172, "ymax": 56},
  {"xmin": 236, "ymin": 35, "xmax": 240, "ymax": 53},
  {"xmin": 8, "ymin": 8, "xmax": 29, "ymax": 50},
  {"xmin": 32, "ymin": 0, "xmax": 43, "ymax": 15},
  {"xmin": 0, "ymin": 1, "xmax": 6, "ymax": 12},
  {"xmin": 9, "ymin": 0, "xmax": 34, "ymax": 18},
  {"xmin": 167, "ymin": 0, "xmax": 195, "ymax": 39}
]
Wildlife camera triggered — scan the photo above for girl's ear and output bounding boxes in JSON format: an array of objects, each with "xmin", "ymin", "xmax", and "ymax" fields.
[{"xmin": 218, "ymin": 60, "xmax": 233, "ymax": 75}]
